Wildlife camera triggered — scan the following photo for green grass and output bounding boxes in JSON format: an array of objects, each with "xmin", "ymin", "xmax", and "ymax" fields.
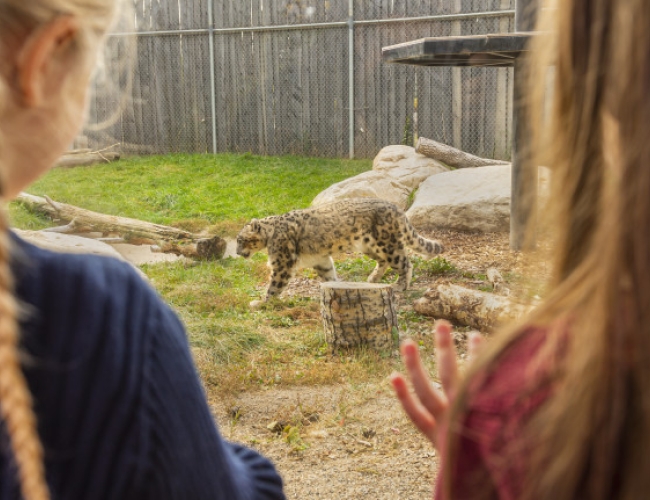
[
  {"xmin": 10, "ymin": 153, "xmax": 371, "ymax": 235},
  {"xmin": 412, "ymin": 256, "xmax": 458, "ymax": 277},
  {"xmin": 10, "ymin": 153, "xmax": 444, "ymax": 397}
]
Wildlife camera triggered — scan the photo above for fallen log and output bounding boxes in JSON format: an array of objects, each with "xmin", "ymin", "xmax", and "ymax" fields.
[
  {"xmin": 415, "ymin": 137, "xmax": 510, "ymax": 169},
  {"xmin": 320, "ymin": 282, "xmax": 399, "ymax": 352},
  {"xmin": 414, "ymin": 283, "xmax": 531, "ymax": 331},
  {"xmin": 55, "ymin": 152, "xmax": 121, "ymax": 168},
  {"xmin": 152, "ymin": 237, "xmax": 226, "ymax": 260},
  {"xmin": 17, "ymin": 192, "xmax": 193, "ymax": 242},
  {"xmin": 17, "ymin": 193, "xmax": 228, "ymax": 260}
]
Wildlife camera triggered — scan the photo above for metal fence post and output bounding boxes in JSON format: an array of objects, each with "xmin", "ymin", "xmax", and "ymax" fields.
[
  {"xmin": 207, "ymin": 0, "xmax": 217, "ymax": 154},
  {"xmin": 348, "ymin": 0, "xmax": 355, "ymax": 159}
]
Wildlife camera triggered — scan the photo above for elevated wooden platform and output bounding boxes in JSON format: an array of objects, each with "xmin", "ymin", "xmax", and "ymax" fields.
[{"xmin": 382, "ymin": 33, "xmax": 532, "ymax": 68}]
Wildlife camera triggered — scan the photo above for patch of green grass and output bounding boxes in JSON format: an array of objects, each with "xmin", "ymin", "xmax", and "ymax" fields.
[
  {"xmin": 336, "ymin": 256, "xmax": 376, "ymax": 281},
  {"xmin": 8, "ymin": 204, "xmax": 52, "ymax": 230},
  {"xmin": 412, "ymin": 256, "xmax": 458, "ymax": 277},
  {"xmin": 336, "ymin": 255, "xmax": 399, "ymax": 284},
  {"xmin": 328, "ymin": 254, "xmax": 459, "ymax": 287},
  {"xmin": 11, "ymin": 153, "xmax": 371, "ymax": 235},
  {"xmin": 405, "ymin": 188, "xmax": 418, "ymax": 210}
]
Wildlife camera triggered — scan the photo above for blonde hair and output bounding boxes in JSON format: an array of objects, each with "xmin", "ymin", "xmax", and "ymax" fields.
[
  {"xmin": 0, "ymin": 1, "xmax": 117, "ymax": 499},
  {"xmin": 443, "ymin": 0, "xmax": 650, "ymax": 498}
]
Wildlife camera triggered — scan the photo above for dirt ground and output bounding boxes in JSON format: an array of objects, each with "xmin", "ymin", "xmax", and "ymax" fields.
[{"xmin": 204, "ymin": 230, "xmax": 535, "ymax": 500}]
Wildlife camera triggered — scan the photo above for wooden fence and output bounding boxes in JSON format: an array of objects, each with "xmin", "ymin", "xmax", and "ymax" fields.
[{"xmin": 81, "ymin": 0, "xmax": 516, "ymax": 159}]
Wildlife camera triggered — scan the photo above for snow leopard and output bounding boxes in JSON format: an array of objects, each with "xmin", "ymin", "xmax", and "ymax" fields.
[{"xmin": 236, "ymin": 198, "xmax": 444, "ymax": 302}]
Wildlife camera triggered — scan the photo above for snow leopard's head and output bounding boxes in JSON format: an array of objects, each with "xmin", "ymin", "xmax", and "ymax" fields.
[{"xmin": 236, "ymin": 219, "xmax": 267, "ymax": 258}]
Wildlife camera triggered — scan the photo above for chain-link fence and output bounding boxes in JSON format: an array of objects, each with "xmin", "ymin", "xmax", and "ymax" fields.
[{"xmin": 80, "ymin": 0, "xmax": 516, "ymax": 160}]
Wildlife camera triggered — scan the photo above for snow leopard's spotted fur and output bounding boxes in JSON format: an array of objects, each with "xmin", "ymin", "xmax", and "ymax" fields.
[{"xmin": 236, "ymin": 198, "xmax": 444, "ymax": 301}]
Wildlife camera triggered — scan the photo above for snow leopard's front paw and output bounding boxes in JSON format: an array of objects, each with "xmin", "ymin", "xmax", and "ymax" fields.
[{"xmin": 249, "ymin": 299, "xmax": 265, "ymax": 310}]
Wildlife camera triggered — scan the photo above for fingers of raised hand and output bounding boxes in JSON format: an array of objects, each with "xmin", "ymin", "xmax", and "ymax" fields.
[
  {"xmin": 467, "ymin": 331, "xmax": 484, "ymax": 364},
  {"xmin": 390, "ymin": 372, "xmax": 439, "ymax": 446},
  {"xmin": 434, "ymin": 320, "xmax": 460, "ymax": 400},
  {"xmin": 401, "ymin": 339, "xmax": 448, "ymax": 417}
]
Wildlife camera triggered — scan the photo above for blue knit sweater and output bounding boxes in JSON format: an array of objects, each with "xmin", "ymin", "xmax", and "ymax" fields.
[{"xmin": 0, "ymin": 234, "xmax": 285, "ymax": 500}]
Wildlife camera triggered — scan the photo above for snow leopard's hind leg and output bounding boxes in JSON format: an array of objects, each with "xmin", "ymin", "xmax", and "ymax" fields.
[{"xmin": 313, "ymin": 256, "xmax": 338, "ymax": 282}]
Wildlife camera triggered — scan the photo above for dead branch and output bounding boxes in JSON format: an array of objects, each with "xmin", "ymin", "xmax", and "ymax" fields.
[
  {"xmin": 415, "ymin": 137, "xmax": 510, "ymax": 169},
  {"xmin": 55, "ymin": 151, "xmax": 121, "ymax": 168}
]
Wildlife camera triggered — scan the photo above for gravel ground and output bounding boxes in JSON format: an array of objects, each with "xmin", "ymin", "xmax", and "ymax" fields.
[{"xmin": 212, "ymin": 384, "xmax": 437, "ymax": 500}]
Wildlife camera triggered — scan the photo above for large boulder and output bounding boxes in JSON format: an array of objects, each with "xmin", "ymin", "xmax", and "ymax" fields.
[
  {"xmin": 15, "ymin": 230, "xmax": 129, "ymax": 260},
  {"xmin": 13, "ymin": 230, "xmax": 168, "ymax": 277},
  {"xmin": 312, "ymin": 171, "xmax": 411, "ymax": 210},
  {"xmin": 372, "ymin": 145, "xmax": 449, "ymax": 189},
  {"xmin": 313, "ymin": 145, "xmax": 448, "ymax": 209},
  {"xmin": 407, "ymin": 164, "xmax": 511, "ymax": 232}
]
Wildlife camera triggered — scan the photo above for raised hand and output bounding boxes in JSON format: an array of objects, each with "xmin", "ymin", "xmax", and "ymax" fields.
[{"xmin": 390, "ymin": 320, "xmax": 483, "ymax": 450}]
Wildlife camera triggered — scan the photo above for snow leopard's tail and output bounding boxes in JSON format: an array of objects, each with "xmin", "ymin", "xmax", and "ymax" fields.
[{"xmin": 404, "ymin": 218, "xmax": 444, "ymax": 256}]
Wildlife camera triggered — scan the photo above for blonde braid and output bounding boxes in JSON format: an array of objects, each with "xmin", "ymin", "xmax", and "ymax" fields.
[
  {"xmin": 0, "ymin": 207, "xmax": 49, "ymax": 500},
  {"xmin": 0, "ymin": 1, "xmax": 123, "ymax": 498}
]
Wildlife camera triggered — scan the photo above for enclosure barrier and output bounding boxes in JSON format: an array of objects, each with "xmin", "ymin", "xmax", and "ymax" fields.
[{"xmin": 83, "ymin": 1, "xmax": 516, "ymax": 160}]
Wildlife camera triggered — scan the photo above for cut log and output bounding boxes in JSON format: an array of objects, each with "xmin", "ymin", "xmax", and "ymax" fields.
[
  {"xmin": 16, "ymin": 192, "xmax": 193, "ymax": 241},
  {"xmin": 320, "ymin": 282, "xmax": 399, "ymax": 352},
  {"xmin": 55, "ymin": 152, "xmax": 121, "ymax": 168},
  {"xmin": 415, "ymin": 137, "xmax": 510, "ymax": 169},
  {"xmin": 152, "ymin": 237, "xmax": 226, "ymax": 260},
  {"xmin": 413, "ymin": 283, "xmax": 531, "ymax": 331}
]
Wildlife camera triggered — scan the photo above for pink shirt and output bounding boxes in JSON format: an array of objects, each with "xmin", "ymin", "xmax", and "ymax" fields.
[{"xmin": 436, "ymin": 328, "xmax": 553, "ymax": 499}]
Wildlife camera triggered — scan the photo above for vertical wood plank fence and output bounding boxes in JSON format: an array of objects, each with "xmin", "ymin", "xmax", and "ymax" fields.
[{"xmin": 81, "ymin": 0, "xmax": 515, "ymax": 160}]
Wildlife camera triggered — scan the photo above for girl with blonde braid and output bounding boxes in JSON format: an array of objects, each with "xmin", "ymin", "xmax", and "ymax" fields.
[
  {"xmin": 0, "ymin": 2, "xmax": 285, "ymax": 499},
  {"xmin": 393, "ymin": 0, "xmax": 650, "ymax": 498}
]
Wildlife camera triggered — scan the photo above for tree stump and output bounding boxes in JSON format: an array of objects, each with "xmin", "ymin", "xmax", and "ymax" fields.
[{"xmin": 320, "ymin": 282, "xmax": 398, "ymax": 352}]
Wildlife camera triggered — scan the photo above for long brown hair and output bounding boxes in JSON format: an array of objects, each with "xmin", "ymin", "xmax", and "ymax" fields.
[
  {"xmin": 0, "ymin": 1, "xmax": 116, "ymax": 499},
  {"xmin": 444, "ymin": 0, "xmax": 650, "ymax": 498}
]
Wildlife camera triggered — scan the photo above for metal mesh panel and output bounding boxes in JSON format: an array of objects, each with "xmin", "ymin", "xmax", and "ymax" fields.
[
  {"xmin": 83, "ymin": 33, "xmax": 213, "ymax": 154},
  {"xmin": 79, "ymin": 0, "xmax": 516, "ymax": 160},
  {"xmin": 353, "ymin": 14, "xmax": 515, "ymax": 159},
  {"xmin": 210, "ymin": 28, "xmax": 348, "ymax": 157}
]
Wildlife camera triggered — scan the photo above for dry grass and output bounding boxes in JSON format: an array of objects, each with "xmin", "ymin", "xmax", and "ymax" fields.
[{"xmin": 141, "ymin": 230, "xmax": 547, "ymax": 403}]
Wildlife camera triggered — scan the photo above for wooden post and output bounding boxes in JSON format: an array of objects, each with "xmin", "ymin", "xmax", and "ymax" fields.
[
  {"xmin": 320, "ymin": 282, "xmax": 398, "ymax": 352},
  {"xmin": 510, "ymin": 0, "xmax": 540, "ymax": 250},
  {"xmin": 516, "ymin": 0, "xmax": 540, "ymax": 32}
]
